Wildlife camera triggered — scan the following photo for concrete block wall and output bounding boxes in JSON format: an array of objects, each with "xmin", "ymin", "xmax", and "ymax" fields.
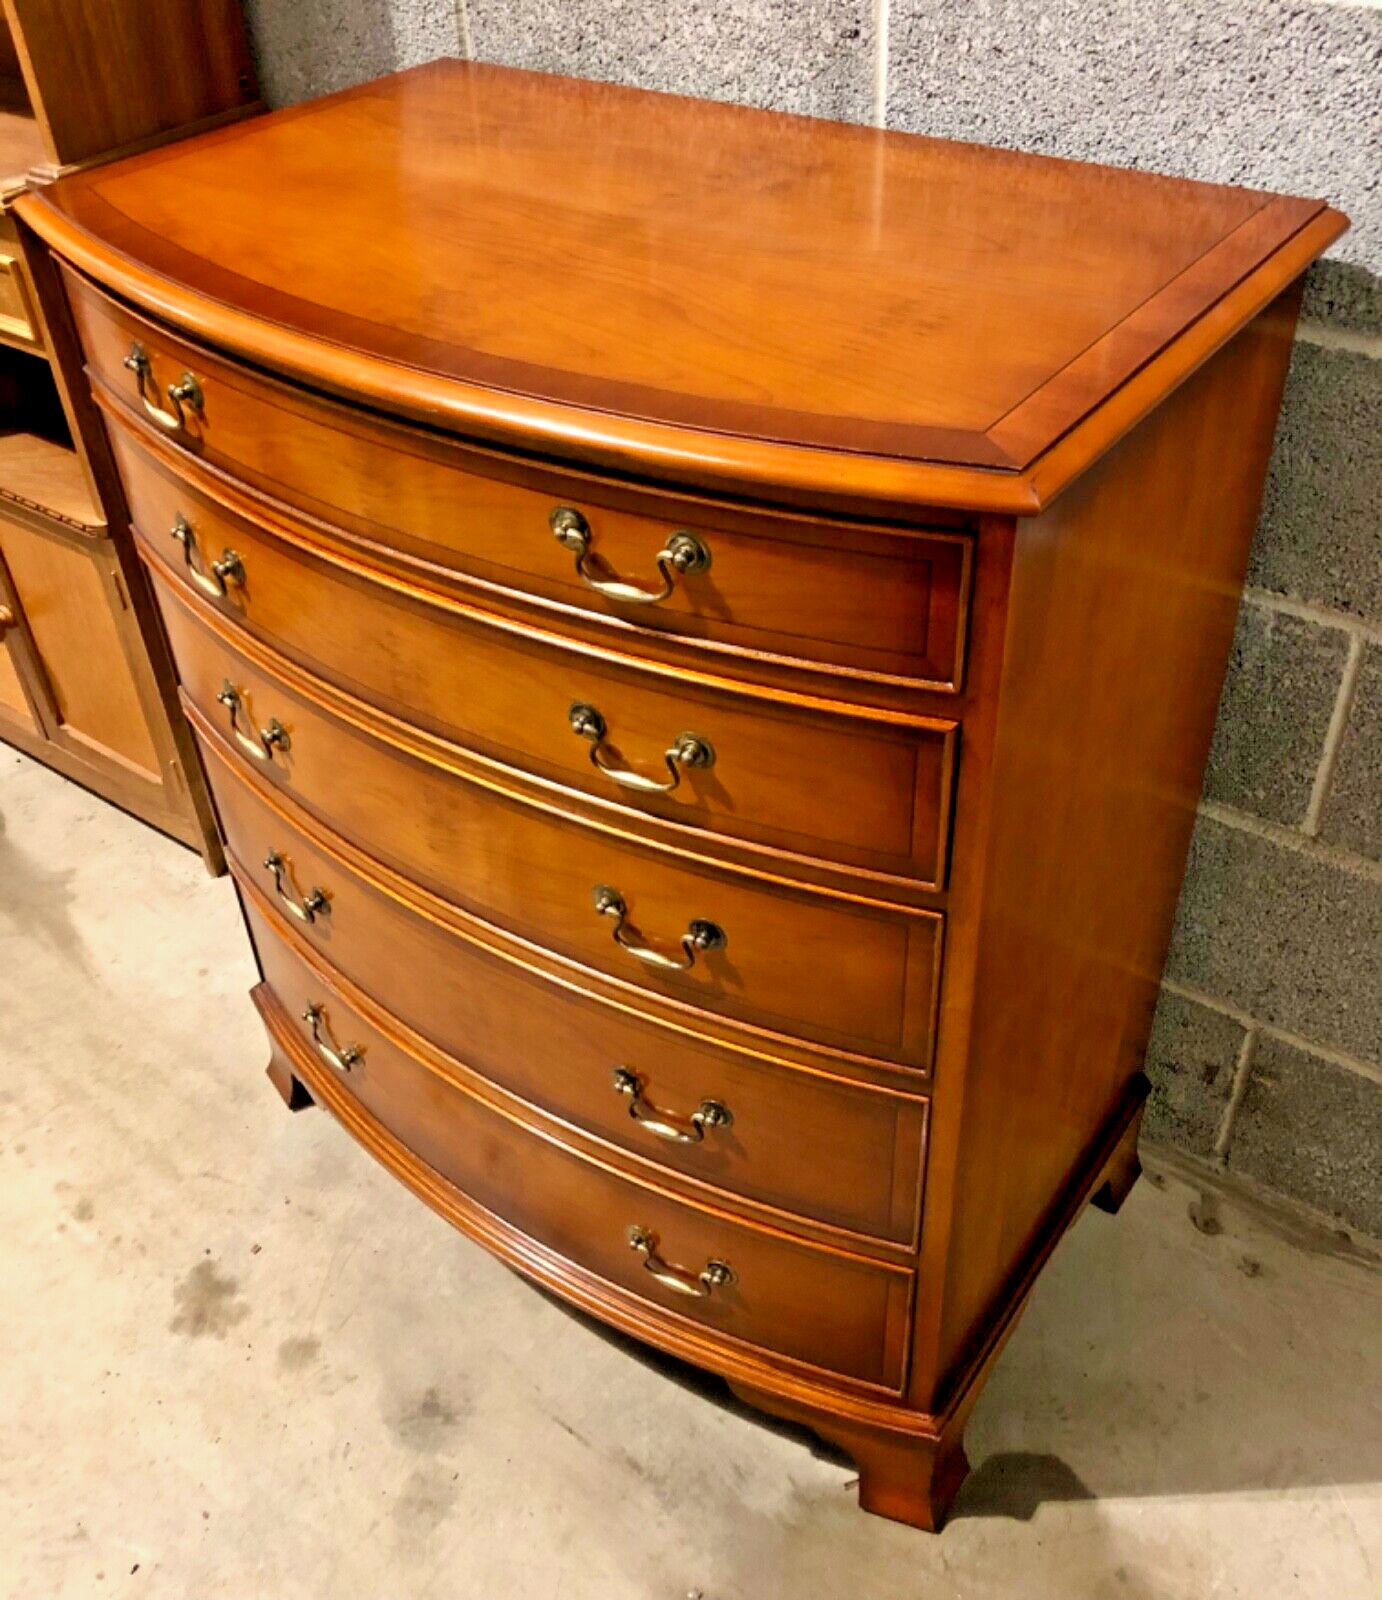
[{"xmin": 240, "ymin": 1, "xmax": 1382, "ymax": 1241}]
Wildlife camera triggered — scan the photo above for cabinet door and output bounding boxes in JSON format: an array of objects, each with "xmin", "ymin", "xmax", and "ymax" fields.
[
  {"xmin": 0, "ymin": 628, "xmax": 30, "ymax": 724},
  {"xmin": 0, "ymin": 508, "xmax": 161, "ymax": 777}
]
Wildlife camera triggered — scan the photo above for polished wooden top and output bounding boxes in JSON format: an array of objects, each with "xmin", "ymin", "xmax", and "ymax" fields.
[{"xmin": 19, "ymin": 59, "xmax": 1346, "ymax": 513}]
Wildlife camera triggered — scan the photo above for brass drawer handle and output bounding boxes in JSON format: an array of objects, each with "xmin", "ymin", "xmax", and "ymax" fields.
[
  {"xmin": 123, "ymin": 341, "xmax": 204, "ymax": 432},
  {"xmin": 569, "ymin": 702, "xmax": 714, "ymax": 794},
  {"xmin": 627, "ymin": 1225, "xmax": 734, "ymax": 1298},
  {"xmin": 216, "ymin": 680, "xmax": 290, "ymax": 763},
  {"xmin": 302, "ymin": 1003, "xmax": 362, "ymax": 1073},
  {"xmin": 592, "ymin": 886, "xmax": 726, "ymax": 971},
  {"xmin": 551, "ymin": 505, "xmax": 710, "ymax": 605},
  {"xmin": 172, "ymin": 514, "xmax": 243, "ymax": 599},
  {"xmin": 264, "ymin": 851, "xmax": 328, "ymax": 924},
  {"xmin": 611, "ymin": 1067, "xmax": 731, "ymax": 1144}
]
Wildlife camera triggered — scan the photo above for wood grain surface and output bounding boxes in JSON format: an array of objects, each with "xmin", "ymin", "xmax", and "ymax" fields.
[
  {"xmin": 215, "ymin": 739, "xmax": 930, "ymax": 1247},
  {"xmin": 116, "ymin": 417, "xmax": 958, "ymax": 893},
  {"xmin": 250, "ymin": 944, "xmax": 915, "ymax": 1392},
  {"xmin": 71, "ymin": 270, "xmax": 971, "ymax": 691},
  {"xmin": 20, "ymin": 60, "xmax": 1346, "ymax": 512}
]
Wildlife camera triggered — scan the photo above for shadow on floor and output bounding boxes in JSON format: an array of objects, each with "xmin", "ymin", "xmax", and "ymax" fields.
[
  {"xmin": 524, "ymin": 1205, "xmax": 1381, "ymax": 1528},
  {"xmin": 532, "ymin": 1285, "xmax": 1098, "ymax": 1521},
  {"xmin": 527, "ymin": 1281, "xmax": 855, "ymax": 1471}
]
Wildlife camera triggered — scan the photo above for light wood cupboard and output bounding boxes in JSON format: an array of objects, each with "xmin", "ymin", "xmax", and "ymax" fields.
[{"xmin": 0, "ymin": 0, "xmax": 258, "ymax": 851}]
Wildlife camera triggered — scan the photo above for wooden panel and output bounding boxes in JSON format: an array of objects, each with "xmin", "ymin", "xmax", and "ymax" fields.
[
  {"xmin": 252, "ymin": 947, "xmax": 914, "ymax": 1391},
  {"xmin": 914, "ymin": 292, "xmax": 1306, "ymax": 1402},
  {"xmin": 0, "ymin": 566, "xmax": 36, "ymax": 726},
  {"xmin": 0, "ymin": 0, "xmax": 256, "ymax": 169},
  {"xmin": 158, "ymin": 580, "xmax": 942, "ymax": 1069},
  {"xmin": 212, "ymin": 749, "xmax": 928, "ymax": 1244},
  {"xmin": 0, "ymin": 538, "xmax": 38, "ymax": 727},
  {"xmin": 0, "ymin": 628, "xmax": 30, "ymax": 721},
  {"xmin": 114, "ymin": 423, "xmax": 957, "ymax": 892},
  {"xmin": 0, "ymin": 498, "xmax": 200, "ymax": 851},
  {"xmin": 72, "ymin": 276, "xmax": 971, "ymax": 693},
  {"xmin": 0, "ymin": 509, "xmax": 158, "ymax": 772}
]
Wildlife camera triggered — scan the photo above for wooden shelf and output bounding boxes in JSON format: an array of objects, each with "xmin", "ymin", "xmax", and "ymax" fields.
[{"xmin": 0, "ymin": 429, "xmax": 100, "ymax": 527}]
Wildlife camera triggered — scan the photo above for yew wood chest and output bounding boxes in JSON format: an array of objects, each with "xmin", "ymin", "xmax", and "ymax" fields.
[{"xmin": 17, "ymin": 60, "xmax": 1346, "ymax": 1529}]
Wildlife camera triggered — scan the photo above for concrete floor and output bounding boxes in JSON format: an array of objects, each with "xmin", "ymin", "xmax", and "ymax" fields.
[{"xmin": 2, "ymin": 745, "xmax": 1379, "ymax": 1600}]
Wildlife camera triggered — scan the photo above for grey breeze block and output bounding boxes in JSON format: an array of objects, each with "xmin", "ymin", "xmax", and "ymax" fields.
[
  {"xmin": 888, "ymin": 0, "xmax": 1382, "ymax": 272},
  {"xmin": 1322, "ymin": 645, "xmax": 1382, "ymax": 863},
  {"xmin": 1204, "ymin": 606, "xmax": 1350, "ymax": 828},
  {"xmin": 1167, "ymin": 817, "xmax": 1382, "ymax": 1066},
  {"xmin": 467, "ymin": 0, "xmax": 875, "ymax": 124},
  {"xmin": 1229, "ymin": 1034, "xmax": 1382, "ymax": 1237},
  {"xmin": 1250, "ymin": 340, "xmax": 1382, "ymax": 622},
  {"xmin": 1143, "ymin": 991, "xmax": 1246, "ymax": 1159},
  {"xmin": 243, "ymin": 0, "xmax": 464, "ymax": 107}
]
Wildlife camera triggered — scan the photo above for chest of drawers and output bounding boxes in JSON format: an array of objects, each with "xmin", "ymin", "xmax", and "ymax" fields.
[{"xmin": 18, "ymin": 60, "xmax": 1345, "ymax": 1530}]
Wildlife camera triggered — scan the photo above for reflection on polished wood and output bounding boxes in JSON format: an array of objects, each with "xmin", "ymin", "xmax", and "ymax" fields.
[
  {"xmin": 24, "ymin": 60, "xmax": 1345, "ymax": 512},
  {"xmin": 20, "ymin": 60, "xmax": 1344, "ymax": 1529}
]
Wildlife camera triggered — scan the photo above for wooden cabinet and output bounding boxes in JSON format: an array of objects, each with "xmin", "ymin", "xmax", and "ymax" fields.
[
  {"xmin": 19, "ymin": 61, "xmax": 1346, "ymax": 1530},
  {"xmin": 0, "ymin": 0, "xmax": 257, "ymax": 180},
  {"xmin": 0, "ymin": 337, "xmax": 201, "ymax": 836},
  {"xmin": 0, "ymin": 0, "xmax": 258, "ymax": 853}
]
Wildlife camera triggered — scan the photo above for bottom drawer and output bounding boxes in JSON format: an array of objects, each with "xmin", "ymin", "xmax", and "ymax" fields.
[{"xmin": 251, "ymin": 914, "xmax": 914, "ymax": 1391}]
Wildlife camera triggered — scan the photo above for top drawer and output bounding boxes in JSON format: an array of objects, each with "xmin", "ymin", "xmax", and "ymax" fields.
[
  {"xmin": 64, "ymin": 269, "xmax": 971, "ymax": 695},
  {"xmin": 0, "ymin": 216, "xmax": 38, "ymax": 351}
]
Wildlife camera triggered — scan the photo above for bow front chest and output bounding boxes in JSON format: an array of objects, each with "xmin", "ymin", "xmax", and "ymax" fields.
[{"xmin": 18, "ymin": 59, "xmax": 1345, "ymax": 1528}]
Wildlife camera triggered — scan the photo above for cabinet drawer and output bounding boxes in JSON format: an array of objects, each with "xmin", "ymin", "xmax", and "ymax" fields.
[
  {"xmin": 254, "ymin": 940, "xmax": 913, "ymax": 1390},
  {"xmin": 68, "ymin": 267, "xmax": 970, "ymax": 692},
  {"xmin": 0, "ymin": 248, "xmax": 36, "ymax": 348},
  {"xmin": 158, "ymin": 582, "xmax": 942, "ymax": 1069},
  {"xmin": 116, "ymin": 421, "xmax": 955, "ymax": 893},
  {"xmin": 213, "ymin": 745, "xmax": 928, "ymax": 1244},
  {"xmin": 0, "ymin": 214, "xmax": 36, "ymax": 348}
]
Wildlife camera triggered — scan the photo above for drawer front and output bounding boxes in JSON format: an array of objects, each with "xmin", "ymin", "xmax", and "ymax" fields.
[
  {"xmin": 0, "ymin": 248, "xmax": 37, "ymax": 347},
  {"xmin": 213, "ymin": 744, "xmax": 927, "ymax": 1243},
  {"xmin": 0, "ymin": 214, "xmax": 36, "ymax": 348},
  {"xmin": 116, "ymin": 422, "xmax": 955, "ymax": 891},
  {"xmin": 159, "ymin": 582, "xmax": 941, "ymax": 1068},
  {"xmin": 68, "ymin": 268, "xmax": 969, "ymax": 691},
  {"xmin": 254, "ymin": 934, "xmax": 913, "ymax": 1390}
]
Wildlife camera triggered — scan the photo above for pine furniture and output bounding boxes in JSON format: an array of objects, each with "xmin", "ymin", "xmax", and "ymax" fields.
[
  {"xmin": 0, "ymin": 0, "xmax": 257, "ymax": 852},
  {"xmin": 18, "ymin": 60, "xmax": 1346, "ymax": 1528}
]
